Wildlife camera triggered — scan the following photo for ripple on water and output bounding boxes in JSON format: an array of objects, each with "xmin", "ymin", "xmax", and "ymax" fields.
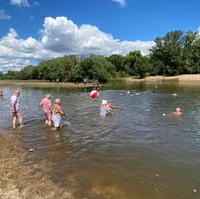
[{"xmin": 1, "ymin": 87, "xmax": 200, "ymax": 198}]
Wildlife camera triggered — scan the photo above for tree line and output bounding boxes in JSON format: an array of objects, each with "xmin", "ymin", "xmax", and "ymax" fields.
[{"xmin": 1, "ymin": 30, "xmax": 200, "ymax": 82}]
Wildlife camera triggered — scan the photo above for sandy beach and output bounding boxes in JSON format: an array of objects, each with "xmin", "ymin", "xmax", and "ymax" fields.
[
  {"xmin": 0, "ymin": 132, "xmax": 74, "ymax": 199},
  {"xmin": 1, "ymin": 75, "xmax": 200, "ymax": 89},
  {"xmin": 123, "ymin": 74, "xmax": 200, "ymax": 83}
]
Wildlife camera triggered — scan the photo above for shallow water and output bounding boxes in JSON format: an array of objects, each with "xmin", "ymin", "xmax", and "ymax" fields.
[{"xmin": 1, "ymin": 81, "xmax": 200, "ymax": 199}]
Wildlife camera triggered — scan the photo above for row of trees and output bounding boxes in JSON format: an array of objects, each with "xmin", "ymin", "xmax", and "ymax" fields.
[{"xmin": 1, "ymin": 30, "xmax": 200, "ymax": 82}]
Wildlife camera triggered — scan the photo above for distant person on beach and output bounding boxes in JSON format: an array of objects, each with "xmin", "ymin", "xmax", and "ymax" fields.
[
  {"xmin": 153, "ymin": 85, "xmax": 158, "ymax": 93},
  {"xmin": 83, "ymin": 78, "xmax": 87, "ymax": 85},
  {"xmin": 52, "ymin": 98, "xmax": 68, "ymax": 130},
  {"xmin": 40, "ymin": 94, "xmax": 52, "ymax": 125},
  {"xmin": 99, "ymin": 100, "xmax": 112, "ymax": 117},
  {"xmin": 162, "ymin": 107, "xmax": 182, "ymax": 117},
  {"xmin": 10, "ymin": 91, "xmax": 23, "ymax": 129}
]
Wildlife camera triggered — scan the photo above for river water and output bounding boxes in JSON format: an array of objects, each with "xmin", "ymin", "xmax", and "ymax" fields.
[{"xmin": 1, "ymin": 81, "xmax": 200, "ymax": 199}]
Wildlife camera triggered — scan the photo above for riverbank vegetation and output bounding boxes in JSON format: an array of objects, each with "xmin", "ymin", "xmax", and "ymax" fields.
[{"xmin": 1, "ymin": 30, "xmax": 200, "ymax": 83}]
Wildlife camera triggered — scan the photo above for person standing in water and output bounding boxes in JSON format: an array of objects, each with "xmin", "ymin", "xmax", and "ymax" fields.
[
  {"xmin": 99, "ymin": 100, "xmax": 112, "ymax": 117},
  {"xmin": 10, "ymin": 90, "xmax": 23, "ymax": 129},
  {"xmin": 40, "ymin": 94, "xmax": 52, "ymax": 125},
  {"xmin": 52, "ymin": 98, "xmax": 68, "ymax": 130}
]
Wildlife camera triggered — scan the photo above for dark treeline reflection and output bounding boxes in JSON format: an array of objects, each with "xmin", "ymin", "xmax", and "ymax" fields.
[{"xmin": 1, "ymin": 30, "xmax": 200, "ymax": 82}]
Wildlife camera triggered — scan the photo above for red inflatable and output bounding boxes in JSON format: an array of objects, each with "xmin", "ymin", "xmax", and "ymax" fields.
[{"xmin": 90, "ymin": 90, "xmax": 99, "ymax": 99}]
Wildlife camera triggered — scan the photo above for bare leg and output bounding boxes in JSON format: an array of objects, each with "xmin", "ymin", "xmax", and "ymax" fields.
[
  {"xmin": 17, "ymin": 112, "xmax": 24, "ymax": 128},
  {"xmin": 48, "ymin": 120, "xmax": 52, "ymax": 126},
  {"xmin": 12, "ymin": 115, "xmax": 17, "ymax": 129}
]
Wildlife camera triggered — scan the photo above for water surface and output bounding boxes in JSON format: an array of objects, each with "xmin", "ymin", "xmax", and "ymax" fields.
[{"xmin": 0, "ymin": 81, "xmax": 200, "ymax": 199}]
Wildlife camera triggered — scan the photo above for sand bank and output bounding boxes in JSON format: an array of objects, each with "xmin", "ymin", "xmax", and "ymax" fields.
[
  {"xmin": 123, "ymin": 74, "xmax": 200, "ymax": 83},
  {"xmin": 0, "ymin": 80, "xmax": 101, "ymax": 88},
  {"xmin": 0, "ymin": 133, "xmax": 74, "ymax": 199}
]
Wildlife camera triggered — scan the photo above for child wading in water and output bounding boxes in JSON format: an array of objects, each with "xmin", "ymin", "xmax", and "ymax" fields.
[{"xmin": 52, "ymin": 98, "xmax": 69, "ymax": 130}]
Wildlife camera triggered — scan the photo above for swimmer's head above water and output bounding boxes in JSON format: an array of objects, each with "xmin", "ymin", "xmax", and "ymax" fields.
[{"xmin": 176, "ymin": 107, "xmax": 181, "ymax": 112}]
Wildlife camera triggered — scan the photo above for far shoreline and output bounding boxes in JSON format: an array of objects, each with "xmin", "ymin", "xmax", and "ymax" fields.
[
  {"xmin": 123, "ymin": 74, "xmax": 200, "ymax": 84},
  {"xmin": 1, "ymin": 74, "xmax": 200, "ymax": 88},
  {"xmin": 0, "ymin": 80, "xmax": 102, "ymax": 88}
]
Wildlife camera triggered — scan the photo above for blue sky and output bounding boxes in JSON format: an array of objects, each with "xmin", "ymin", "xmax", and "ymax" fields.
[{"xmin": 0, "ymin": 0, "xmax": 200, "ymax": 71}]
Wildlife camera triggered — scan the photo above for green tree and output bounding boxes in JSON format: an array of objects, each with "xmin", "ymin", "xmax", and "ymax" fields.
[
  {"xmin": 70, "ymin": 55, "xmax": 115, "ymax": 82},
  {"xmin": 122, "ymin": 51, "xmax": 152, "ymax": 78},
  {"xmin": 20, "ymin": 65, "xmax": 38, "ymax": 80},
  {"xmin": 150, "ymin": 31, "xmax": 184, "ymax": 76}
]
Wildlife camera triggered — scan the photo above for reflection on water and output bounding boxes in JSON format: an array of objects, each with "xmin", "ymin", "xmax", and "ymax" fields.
[{"xmin": 1, "ymin": 81, "xmax": 200, "ymax": 198}]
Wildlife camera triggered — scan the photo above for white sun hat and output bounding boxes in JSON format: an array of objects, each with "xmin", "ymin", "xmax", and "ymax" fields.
[{"xmin": 102, "ymin": 100, "xmax": 108, "ymax": 105}]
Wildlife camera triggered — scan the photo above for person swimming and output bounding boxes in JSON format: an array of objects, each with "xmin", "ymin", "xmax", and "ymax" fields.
[
  {"xmin": 163, "ymin": 107, "xmax": 182, "ymax": 117},
  {"xmin": 127, "ymin": 90, "xmax": 139, "ymax": 96},
  {"xmin": 171, "ymin": 107, "xmax": 182, "ymax": 116},
  {"xmin": 99, "ymin": 100, "xmax": 112, "ymax": 117}
]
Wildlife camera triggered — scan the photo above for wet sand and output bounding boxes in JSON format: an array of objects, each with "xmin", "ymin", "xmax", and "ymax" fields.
[
  {"xmin": 0, "ymin": 133, "xmax": 74, "ymax": 199},
  {"xmin": 0, "ymin": 80, "xmax": 101, "ymax": 88}
]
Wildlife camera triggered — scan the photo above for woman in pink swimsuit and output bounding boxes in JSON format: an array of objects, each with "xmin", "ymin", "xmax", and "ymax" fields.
[{"xmin": 40, "ymin": 94, "xmax": 52, "ymax": 125}]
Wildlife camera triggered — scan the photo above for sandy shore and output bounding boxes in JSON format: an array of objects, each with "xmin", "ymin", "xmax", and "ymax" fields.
[
  {"xmin": 0, "ymin": 133, "xmax": 74, "ymax": 199},
  {"xmin": 0, "ymin": 80, "xmax": 101, "ymax": 88},
  {"xmin": 1, "ymin": 75, "xmax": 200, "ymax": 88},
  {"xmin": 123, "ymin": 74, "xmax": 200, "ymax": 83}
]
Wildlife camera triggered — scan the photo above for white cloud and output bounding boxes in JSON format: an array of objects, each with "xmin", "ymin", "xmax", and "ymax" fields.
[
  {"xmin": 0, "ymin": 10, "xmax": 11, "ymax": 20},
  {"xmin": 112, "ymin": 0, "xmax": 126, "ymax": 7},
  {"xmin": 0, "ymin": 16, "xmax": 154, "ymax": 72},
  {"xmin": 41, "ymin": 17, "xmax": 154, "ymax": 56},
  {"xmin": 0, "ymin": 28, "xmax": 61, "ymax": 71},
  {"xmin": 0, "ymin": 58, "xmax": 31, "ymax": 72},
  {"xmin": 10, "ymin": 0, "xmax": 30, "ymax": 7}
]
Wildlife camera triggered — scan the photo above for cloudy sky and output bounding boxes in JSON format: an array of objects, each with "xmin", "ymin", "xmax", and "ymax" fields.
[{"xmin": 0, "ymin": 0, "xmax": 200, "ymax": 72}]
